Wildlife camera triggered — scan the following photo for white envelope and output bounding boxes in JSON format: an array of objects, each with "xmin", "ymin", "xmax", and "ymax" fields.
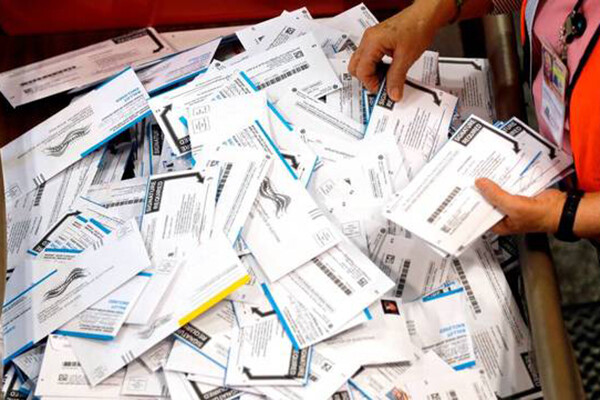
[
  {"xmin": 3, "ymin": 219, "xmax": 151, "ymax": 363},
  {"xmin": 258, "ymin": 344, "xmax": 360, "ymax": 400},
  {"xmin": 243, "ymin": 160, "xmax": 341, "ymax": 281},
  {"xmin": 56, "ymin": 274, "xmax": 149, "ymax": 340},
  {"xmin": 0, "ymin": 28, "xmax": 173, "ymax": 107},
  {"xmin": 383, "ymin": 116, "xmax": 531, "ymax": 255},
  {"xmin": 138, "ymin": 337, "xmax": 174, "ymax": 373},
  {"xmin": 1, "ymin": 69, "xmax": 151, "ymax": 205},
  {"xmin": 235, "ymin": 33, "xmax": 341, "ymax": 101},
  {"xmin": 324, "ymin": 3, "xmax": 378, "ymax": 44},
  {"xmin": 448, "ymin": 238, "xmax": 542, "ymax": 398},
  {"xmin": 236, "ymin": 8, "xmax": 312, "ymax": 51},
  {"xmin": 149, "ymin": 66, "xmax": 252, "ymax": 156},
  {"xmin": 121, "ymin": 359, "xmax": 168, "ymax": 397},
  {"xmin": 226, "ymin": 315, "xmax": 311, "ymax": 386},
  {"xmin": 137, "ymin": 37, "xmax": 221, "ymax": 94},
  {"xmin": 365, "ymin": 77, "xmax": 458, "ymax": 179},
  {"xmin": 370, "ymin": 233, "xmax": 451, "ymax": 301},
  {"xmin": 404, "ymin": 283, "xmax": 477, "ymax": 371},
  {"xmin": 174, "ymin": 300, "xmax": 235, "ymax": 369},
  {"xmin": 165, "ymin": 339, "xmax": 225, "ymax": 378},
  {"xmin": 263, "ymin": 239, "xmax": 394, "ymax": 348},
  {"xmin": 35, "ymin": 335, "xmax": 126, "ymax": 398},
  {"xmin": 324, "ymin": 297, "xmax": 416, "ymax": 366},
  {"xmin": 68, "ymin": 232, "xmax": 249, "ymax": 386},
  {"xmin": 278, "ymin": 86, "xmax": 365, "ymax": 140},
  {"xmin": 438, "ymin": 57, "xmax": 496, "ymax": 127}
]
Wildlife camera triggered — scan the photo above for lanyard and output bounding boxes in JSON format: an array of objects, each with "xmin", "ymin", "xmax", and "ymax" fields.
[{"xmin": 566, "ymin": 22, "xmax": 600, "ymax": 107}]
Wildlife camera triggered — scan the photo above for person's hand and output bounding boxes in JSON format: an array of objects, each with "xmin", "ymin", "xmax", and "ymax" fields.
[
  {"xmin": 348, "ymin": 1, "xmax": 449, "ymax": 101},
  {"xmin": 475, "ymin": 178, "xmax": 567, "ymax": 235}
]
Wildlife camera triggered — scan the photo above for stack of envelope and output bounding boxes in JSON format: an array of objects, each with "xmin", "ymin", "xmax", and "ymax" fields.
[{"xmin": 0, "ymin": 4, "xmax": 568, "ymax": 400}]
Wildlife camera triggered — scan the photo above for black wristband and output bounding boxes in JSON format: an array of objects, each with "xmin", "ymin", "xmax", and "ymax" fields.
[{"xmin": 555, "ymin": 190, "xmax": 584, "ymax": 242}]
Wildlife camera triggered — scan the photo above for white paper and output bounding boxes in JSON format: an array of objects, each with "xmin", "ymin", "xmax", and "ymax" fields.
[
  {"xmin": 324, "ymin": 297, "xmax": 415, "ymax": 366},
  {"xmin": 141, "ymin": 169, "xmax": 216, "ymax": 260},
  {"xmin": 121, "ymin": 359, "xmax": 168, "ymax": 397},
  {"xmin": 3, "ymin": 219, "xmax": 151, "ymax": 363},
  {"xmin": 324, "ymin": 3, "xmax": 378, "ymax": 44},
  {"xmin": 263, "ymin": 239, "xmax": 394, "ymax": 348},
  {"xmin": 12, "ymin": 344, "xmax": 45, "ymax": 381},
  {"xmin": 139, "ymin": 338, "xmax": 174, "ymax": 373},
  {"xmin": 243, "ymin": 160, "xmax": 341, "ymax": 281},
  {"xmin": 448, "ymin": 239, "xmax": 542, "ymax": 398},
  {"xmin": 226, "ymin": 315, "xmax": 311, "ymax": 386},
  {"xmin": 148, "ymin": 66, "xmax": 252, "ymax": 155},
  {"xmin": 258, "ymin": 343, "xmax": 361, "ymax": 400},
  {"xmin": 324, "ymin": 57, "xmax": 367, "ymax": 126},
  {"xmin": 84, "ymin": 177, "xmax": 148, "ymax": 225},
  {"xmin": 1, "ymin": 69, "xmax": 150, "ymax": 205},
  {"xmin": 173, "ymin": 301, "xmax": 235, "ymax": 369},
  {"xmin": 234, "ymin": 33, "xmax": 341, "ymax": 101},
  {"xmin": 0, "ymin": 28, "xmax": 173, "ymax": 107},
  {"xmin": 404, "ymin": 283, "xmax": 477, "ymax": 371},
  {"xmin": 137, "ymin": 38, "xmax": 221, "ymax": 94},
  {"xmin": 438, "ymin": 57, "xmax": 496, "ymax": 127},
  {"xmin": 68, "ymin": 232, "xmax": 249, "ymax": 386},
  {"xmin": 35, "ymin": 335, "xmax": 125, "ymax": 398},
  {"xmin": 56, "ymin": 274, "xmax": 149, "ymax": 340},
  {"xmin": 383, "ymin": 117, "xmax": 530, "ymax": 255},
  {"xmin": 278, "ymin": 86, "xmax": 365, "ymax": 140},
  {"xmin": 370, "ymin": 233, "xmax": 450, "ymax": 301},
  {"xmin": 236, "ymin": 8, "xmax": 312, "ymax": 51},
  {"xmin": 365, "ymin": 78, "xmax": 458, "ymax": 179}
]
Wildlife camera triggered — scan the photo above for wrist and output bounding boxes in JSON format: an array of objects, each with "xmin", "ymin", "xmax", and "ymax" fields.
[
  {"xmin": 412, "ymin": 0, "xmax": 458, "ymax": 29},
  {"xmin": 543, "ymin": 191, "xmax": 567, "ymax": 233}
]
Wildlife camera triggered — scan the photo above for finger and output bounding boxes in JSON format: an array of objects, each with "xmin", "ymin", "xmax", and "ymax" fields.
[
  {"xmin": 348, "ymin": 46, "xmax": 363, "ymax": 77},
  {"xmin": 475, "ymin": 178, "xmax": 513, "ymax": 213},
  {"xmin": 386, "ymin": 51, "xmax": 410, "ymax": 101},
  {"xmin": 355, "ymin": 48, "xmax": 384, "ymax": 93}
]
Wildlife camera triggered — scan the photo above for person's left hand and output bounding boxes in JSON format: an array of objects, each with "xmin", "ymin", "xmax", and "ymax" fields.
[{"xmin": 475, "ymin": 178, "xmax": 566, "ymax": 235}]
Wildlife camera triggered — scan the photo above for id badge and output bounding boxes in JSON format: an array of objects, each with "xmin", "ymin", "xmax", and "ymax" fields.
[{"xmin": 540, "ymin": 40, "xmax": 569, "ymax": 147}]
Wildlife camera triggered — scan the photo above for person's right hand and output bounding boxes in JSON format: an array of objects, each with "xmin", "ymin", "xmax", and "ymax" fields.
[{"xmin": 348, "ymin": 1, "xmax": 451, "ymax": 101}]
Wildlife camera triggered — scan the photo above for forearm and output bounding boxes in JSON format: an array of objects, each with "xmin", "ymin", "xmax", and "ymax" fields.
[
  {"xmin": 412, "ymin": 0, "xmax": 495, "ymax": 30},
  {"xmin": 574, "ymin": 192, "xmax": 600, "ymax": 240}
]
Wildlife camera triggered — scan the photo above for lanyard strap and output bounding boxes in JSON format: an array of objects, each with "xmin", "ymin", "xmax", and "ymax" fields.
[{"xmin": 566, "ymin": 22, "xmax": 600, "ymax": 107}]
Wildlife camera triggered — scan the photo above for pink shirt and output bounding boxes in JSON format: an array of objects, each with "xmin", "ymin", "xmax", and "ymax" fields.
[{"xmin": 531, "ymin": 0, "xmax": 600, "ymax": 144}]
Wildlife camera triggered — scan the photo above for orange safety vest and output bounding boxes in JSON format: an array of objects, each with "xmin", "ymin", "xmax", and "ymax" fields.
[{"xmin": 520, "ymin": 0, "xmax": 600, "ymax": 192}]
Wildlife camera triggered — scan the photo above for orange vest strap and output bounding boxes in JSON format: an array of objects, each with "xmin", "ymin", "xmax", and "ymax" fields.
[
  {"xmin": 569, "ymin": 39, "xmax": 600, "ymax": 192},
  {"xmin": 520, "ymin": 0, "xmax": 528, "ymax": 45}
]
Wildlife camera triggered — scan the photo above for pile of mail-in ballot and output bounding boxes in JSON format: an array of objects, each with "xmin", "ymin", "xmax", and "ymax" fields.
[{"xmin": 0, "ymin": 4, "xmax": 573, "ymax": 400}]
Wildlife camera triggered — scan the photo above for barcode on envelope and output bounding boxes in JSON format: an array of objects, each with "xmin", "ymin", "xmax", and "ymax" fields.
[
  {"xmin": 33, "ymin": 182, "xmax": 46, "ymax": 207},
  {"xmin": 104, "ymin": 198, "xmax": 144, "ymax": 208},
  {"xmin": 452, "ymin": 258, "xmax": 482, "ymax": 314},
  {"xmin": 427, "ymin": 186, "xmax": 461, "ymax": 224},
  {"xmin": 256, "ymin": 63, "xmax": 309, "ymax": 90},
  {"xmin": 62, "ymin": 361, "xmax": 80, "ymax": 367},
  {"xmin": 216, "ymin": 163, "xmax": 233, "ymax": 203},
  {"xmin": 394, "ymin": 259, "xmax": 411, "ymax": 298},
  {"xmin": 313, "ymin": 258, "xmax": 352, "ymax": 295}
]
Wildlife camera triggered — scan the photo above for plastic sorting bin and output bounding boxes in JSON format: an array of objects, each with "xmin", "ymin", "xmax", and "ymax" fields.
[{"xmin": 0, "ymin": 8, "xmax": 586, "ymax": 400}]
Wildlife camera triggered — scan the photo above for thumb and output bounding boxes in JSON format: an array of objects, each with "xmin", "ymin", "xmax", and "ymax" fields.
[
  {"xmin": 385, "ymin": 52, "xmax": 409, "ymax": 102},
  {"xmin": 475, "ymin": 178, "xmax": 512, "ymax": 212}
]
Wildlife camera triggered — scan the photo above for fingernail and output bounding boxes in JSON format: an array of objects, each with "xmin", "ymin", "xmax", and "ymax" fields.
[
  {"xmin": 475, "ymin": 178, "xmax": 485, "ymax": 190},
  {"xmin": 390, "ymin": 87, "xmax": 400, "ymax": 101}
]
